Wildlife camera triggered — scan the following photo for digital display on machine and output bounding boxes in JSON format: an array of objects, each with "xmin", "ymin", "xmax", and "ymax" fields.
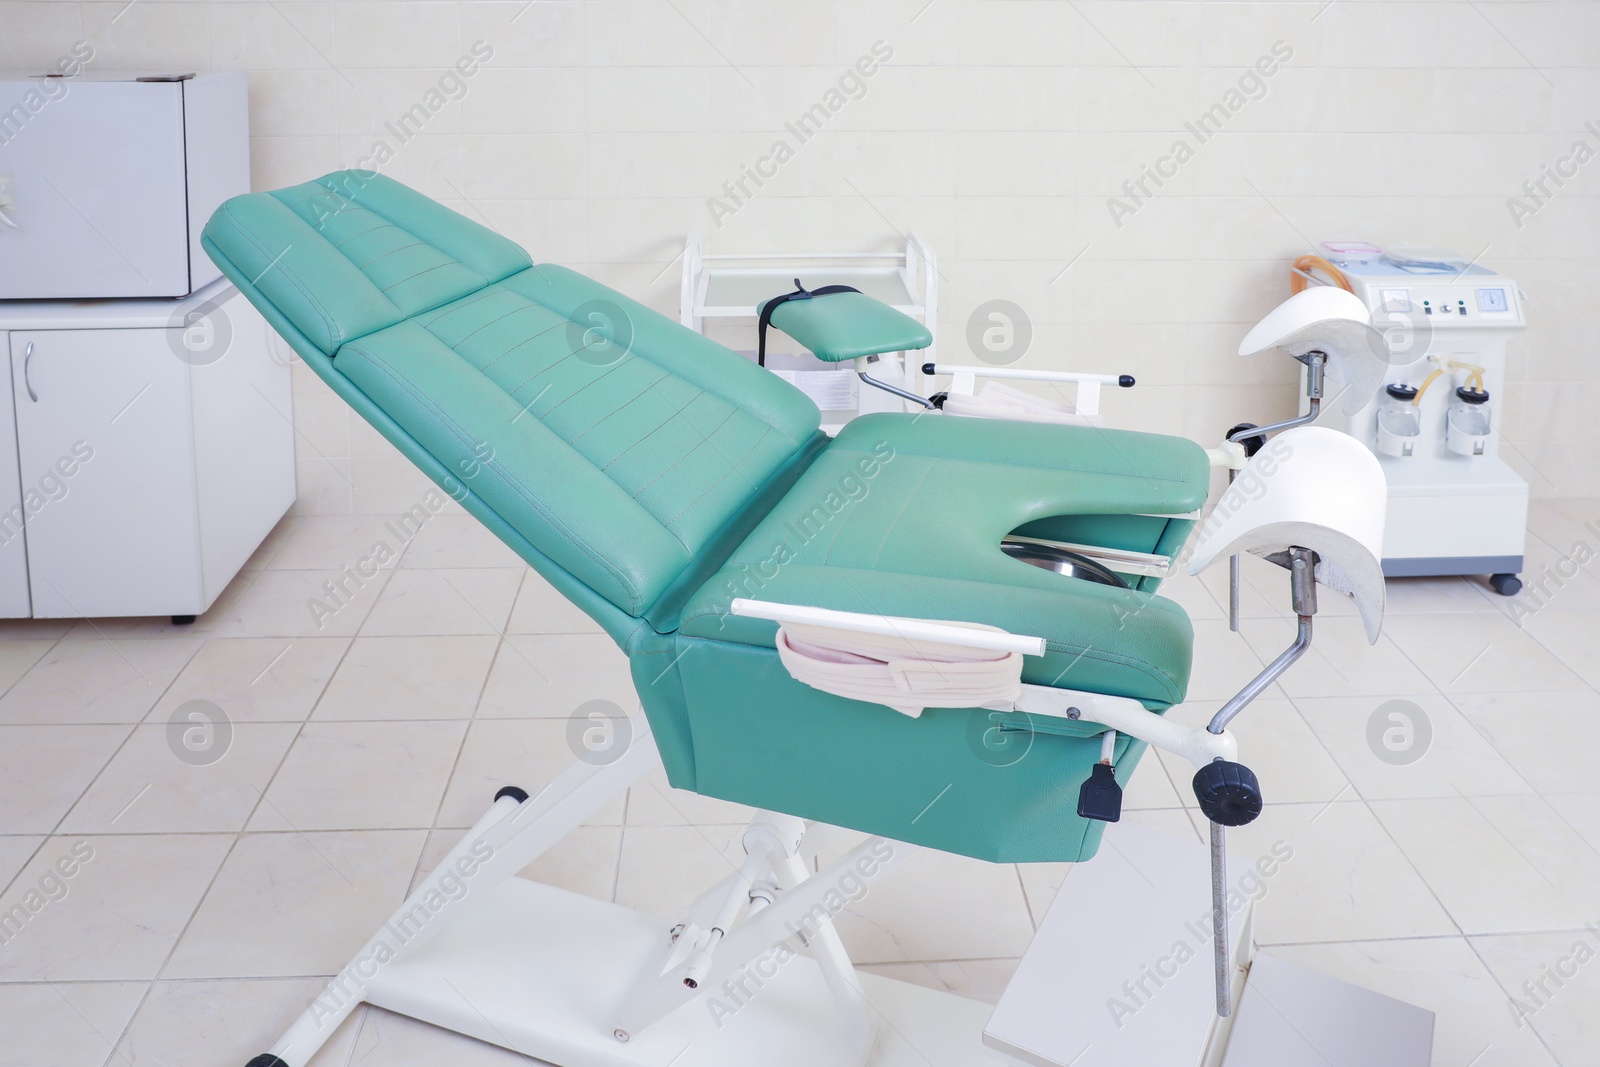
[{"xmin": 1476, "ymin": 287, "xmax": 1508, "ymax": 312}]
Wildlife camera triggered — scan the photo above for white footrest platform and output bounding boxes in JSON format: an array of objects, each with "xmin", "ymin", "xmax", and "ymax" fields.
[
  {"xmin": 1222, "ymin": 953, "xmax": 1433, "ymax": 1066},
  {"xmin": 985, "ymin": 824, "xmax": 1256, "ymax": 1067},
  {"xmin": 364, "ymin": 876, "xmax": 996, "ymax": 1067}
]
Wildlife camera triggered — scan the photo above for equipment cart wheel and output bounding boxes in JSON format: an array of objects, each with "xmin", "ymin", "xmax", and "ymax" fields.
[{"xmin": 1489, "ymin": 573, "xmax": 1522, "ymax": 597}]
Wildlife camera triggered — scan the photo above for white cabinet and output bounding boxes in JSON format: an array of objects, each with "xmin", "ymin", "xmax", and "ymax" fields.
[
  {"xmin": 0, "ymin": 72, "xmax": 249, "ymax": 299},
  {"xmin": 0, "ymin": 280, "xmax": 295, "ymax": 619}
]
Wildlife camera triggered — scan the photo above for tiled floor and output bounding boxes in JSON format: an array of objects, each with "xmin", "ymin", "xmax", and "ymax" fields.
[{"xmin": 2, "ymin": 492, "xmax": 1598, "ymax": 1067}]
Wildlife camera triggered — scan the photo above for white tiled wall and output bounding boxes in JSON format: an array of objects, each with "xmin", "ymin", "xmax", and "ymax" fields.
[{"xmin": 4, "ymin": 1, "xmax": 1598, "ymax": 503}]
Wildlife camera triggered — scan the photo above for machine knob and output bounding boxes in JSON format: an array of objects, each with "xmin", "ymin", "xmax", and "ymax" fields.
[{"xmin": 1193, "ymin": 760, "xmax": 1263, "ymax": 826}]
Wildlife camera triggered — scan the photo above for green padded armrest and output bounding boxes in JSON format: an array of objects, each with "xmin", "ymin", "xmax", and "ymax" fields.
[{"xmin": 763, "ymin": 290, "xmax": 933, "ymax": 363}]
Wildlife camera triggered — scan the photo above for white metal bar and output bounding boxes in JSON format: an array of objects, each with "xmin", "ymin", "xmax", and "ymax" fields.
[
  {"xmin": 730, "ymin": 598, "xmax": 1046, "ymax": 656},
  {"xmin": 924, "ymin": 363, "xmax": 1126, "ymax": 387},
  {"xmin": 699, "ymin": 252, "xmax": 909, "ymax": 262},
  {"xmin": 263, "ymin": 712, "xmax": 663, "ymax": 1067},
  {"xmin": 268, "ymin": 792, "xmax": 528, "ymax": 1065},
  {"xmin": 1014, "ymin": 684, "xmax": 1238, "ymax": 769}
]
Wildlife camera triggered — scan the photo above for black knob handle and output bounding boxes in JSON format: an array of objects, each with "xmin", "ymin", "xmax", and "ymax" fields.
[
  {"xmin": 921, "ymin": 362, "xmax": 936, "ymax": 376},
  {"xmin": 1118, "ymin": 374, "xmax": 1135, "ymax": 387},
  {"xmin": 1193, "ymin": 760, "xmax": 1263, "ymax": 826}
]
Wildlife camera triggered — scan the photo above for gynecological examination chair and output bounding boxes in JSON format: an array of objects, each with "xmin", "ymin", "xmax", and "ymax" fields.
[{"xmin": 203, "ymin": 172, "xmax": 1416, "ymax": 1067}]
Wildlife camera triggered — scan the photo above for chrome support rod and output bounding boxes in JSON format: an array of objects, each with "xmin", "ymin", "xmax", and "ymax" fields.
[
  {"xmin": 1210, "ymin": 549, "xmax": 1319, "ymax": 735},
  {"xmin": 1210, "ymin": 820, "xmax": 1230, "ymax": 1017},
  {"xmin": 1227, "ymin": 469, "xmax": 1242, "ymax": 631},
  {"xmin": 858, "ymin": 368, "xmax": 936, "ymax": 409}
]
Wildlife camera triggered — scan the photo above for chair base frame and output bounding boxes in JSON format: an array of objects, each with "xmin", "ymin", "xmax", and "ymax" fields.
[{"xmin": 250, "ymin": 685, "xmax": 1254, "ymax": 1067}]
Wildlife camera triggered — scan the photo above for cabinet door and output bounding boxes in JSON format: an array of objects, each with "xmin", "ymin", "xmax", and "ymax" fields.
[
  {"xmin": 0, "ymin": 336, "xmax": 28, "ymax": 617},
  {"xmin": 10, "ymin": 329, "xmax": 202, "ymax": 617}
]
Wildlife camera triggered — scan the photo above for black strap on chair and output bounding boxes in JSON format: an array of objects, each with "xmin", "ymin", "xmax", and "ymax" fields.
[{"xmin": 756, "ymin": 278, "xmax": 861, "ymax": 367}]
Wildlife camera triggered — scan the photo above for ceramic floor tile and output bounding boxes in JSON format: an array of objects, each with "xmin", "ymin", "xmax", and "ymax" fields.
[
  {"xmin": 1226, "ymin": 800, "xmax": 1458, "ymax": 944},
  {"xmin": 0, "ymin": 835, "xmax": 43, "ymax": 891},
  {"xmin": 1182, "ymin": 618, "xmax": 1276, "ymax": 703},
  {"xmin": 1545, "ymin": 794, "xmax": 1600, "ymax": 855},
  {"xmin": 113, "ymin": 977, "xmax": 364, "ymax": 1067},
  {"xmin": 150, "ymin": 637, "xmax": 351, "ymax": 724},
  {"xmin": 830, "ymin": 843, "xmax": 1036, "ymax": 963},
  {"xmin": 1151, "ymin": 572, "xmax": 1221, "ymax": 622},
  {"xmin": 414, "ymin": 824, "xmax": 622, "ymax": 902},
  {"xmin": 313, "ymin": 635, "xmax": 498, "ymax": 720},
  {"xmin": 240, "ymin": 513, "xmax": 302, "ymax": 574},
  {"xmin": 506, "ymin": 569, "xmax": 605, "ymax": 635},
  {"xmin": 359, "ymin": 568, "xmax": 523, "ymax": 637},
  {"xmin": 268, "ymin": 514, "xmax": 411, "ymax": 571},
  {"xmin": 0, "ymin": 639, "xmax": 199, "ymax": 724},
  {"xmin": 251, "ymin": 721, "xmax": 467, "ymax": 832},
  {"xmin": 61, "ymin": 722, "xmax": 299, "ymax": 834},
  {"xmin": 1450, "ymin": 689, "xmax": 1600, "ymax": 796},
  {"xmin": 0, "ymin": 834, "xmax": 232, "ymax": 981},
  {"xmin": 624, "ymin": 768, "xmax": 758, "ymax": 826},
  {"xmin": 1296, "ymin": 692, "xmax": 1534, "ymax": 800},
  {"xmin": 1372, "ymin": 795, "xmax": 1600, "ymax": 935},
  {"xmin": 1015, "ymin": 810, "xmax": 1200, "ymax": 923},
  {"xmin": 1383, "ymin": 613, "xmax": 1585, "ymax": 693},
  {"xmin": 435, "ymin": 718, "xmax": 627, "ymax": 828},
  {"xmin": 0, "ymin": 981, "xmax": 149, "ymax": 1067},
  {"xmin": 164, "ymin": 829, "xmax": 426, "ymax": 980},
  {"xmin": 1016, "ymin": 861, "xmax": 1073, "ymax": 926},
  {"xmin": 1243, "ymin": 614, "xmax": 1437, "ymax": 699},
  {"xmin": 1265, "ymin": 937, "xmax": 1561, "ymax": 1067},
  {"xmin": 614, "ymin": 824, "xmax": 750, "ymax": 919},
  {"xmin": 0, "ymin": 724, "xmax": 130, "ymax": 833},
  {"xmin": 1518, "ymin": 607, "xmax": 1600, "ymax": 689},
  {"xmin": 1471, "ymin": 931, "xmax": 1600, "ymax": 1067},
  {"xmin": 0, "ymin": 639, "xmax": 57, "ymax": 698},
  {"xmin": 858, "ymin": 958, "xmax": 1021, "ymax": 1004},
  {"xmin": 1486, "ymin": 528, "xmax": 1600, "ymax": 618},
  {"xmin": 1382, "ymin": 575, "xmax": 1503, "ymax": 615},
  {"xmin": 475, "ymin": 634, "xmax": 634, "ymax": 719},
  {"xmin": 1119, "ymin": 744, "xmax": 1185, "ymax": 809},
  {"xmin": 396, "ymin": 514, "xmax": 527, "ymax": 570},
  {"xmin": 208, "ymin": 568, "xmax": 392, "ymax": 638}
]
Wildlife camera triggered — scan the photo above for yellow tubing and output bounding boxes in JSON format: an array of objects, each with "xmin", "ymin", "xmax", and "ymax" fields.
[
  {"xmin": 1411, "ymin": 361, "xmax": 1486, "ymax": 405},
  {"xmin": 1290, "ymin": 255, "xmax": 1354, "ymax": 294}
]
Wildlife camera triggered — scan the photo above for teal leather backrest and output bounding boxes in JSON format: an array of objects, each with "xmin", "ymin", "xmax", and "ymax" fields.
[{"xmin": 204, "ymin": 171, "xmax": 822, "ymax": 626}]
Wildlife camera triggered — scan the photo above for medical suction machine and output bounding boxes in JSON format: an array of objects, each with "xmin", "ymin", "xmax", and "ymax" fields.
[{"xmin": 1287, "ymin": 243, "xmax": 1529, "ymax": 595}]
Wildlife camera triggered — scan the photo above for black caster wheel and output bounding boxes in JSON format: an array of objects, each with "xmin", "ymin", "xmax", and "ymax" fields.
[
  {"xmin": 1225, "ymin": 423, "xmax": 1264, "ymax": 458},
  {"xmin": 1489, "ymin": 573, "xmax": 1522, "ymax": 597},
  {"xmin": 170, "ymin": 614, "xmax": 197, "ymax": 625},
  {"xmin": 1193, "ymin": 760, "xmax": 1263, "ymax": 827},
  {"xmin": 245, "ymin": 1056, "xmax": 291, "ymax": 1067}
]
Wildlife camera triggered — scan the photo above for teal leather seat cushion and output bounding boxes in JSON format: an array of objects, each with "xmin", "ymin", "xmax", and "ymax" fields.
[
  {"xmin": 203, "ymin": 171, "xmax": 821, "ymax": 621},
  {"xmin": 203, "ymin": 172, "xmax": 533, "ymax": 355},
  {"xmin": 681, "ymin": 412, "xmax": 1209, "ymax": 706},
  {"xmin": 335, "ymin": 265, "xmax": 822, "ymax": 618},
  {"xmin": 765, "ymin": 290, "xmax": 933, "ymax": 362}
]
